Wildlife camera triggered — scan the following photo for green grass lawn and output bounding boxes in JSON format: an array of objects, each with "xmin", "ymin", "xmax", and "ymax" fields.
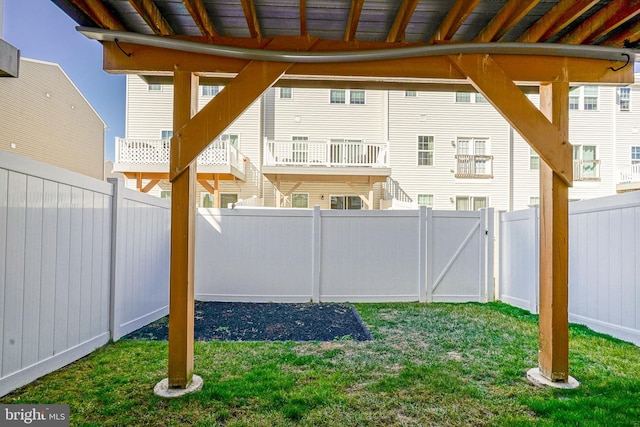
[{"xmin": 2, "ymin": 302, "xmax": 639, "ymax": 426}]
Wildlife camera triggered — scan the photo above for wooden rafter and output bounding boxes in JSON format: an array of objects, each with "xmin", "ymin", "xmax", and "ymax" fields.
[
  {"xmin": 344, "ymin": 0, "xmax": 364, "ymax": 41},
  {"xmin": 429, "ymin": 0, "xmax": 481, "ymax": 42},
  {"xmin": 602, "ymin": 19, "xmax": 640, "ymax": 46},
  {"xmin": 198, "ymin": 179, "xmax": 218, "ymax": 195},
  {"xmin": 300, "ymin": 0, "xmax": 307, "ymax": 37},
  {"xmin": 448, "ymin": 53, "xmax": 573, "ymax": 185},
  {"xmin": 474, "ymin": 0, "xmax": 541, "ymax": 42},
  {"xmin": 141, "ymin": 179, "xmax": 160, "ymax": 193},
  {"xmin": 67, "ymin": 0, "xmax": 126, "ymax": 30},
  {"xmin": 560, "ymin": 0, "xmax": 640, "ymax": 44},
  {"xmin": 183, "ymin": 0, "xmax": 217, "ymax": 38},
  {"xmin": 240, "ymin": 0, "xmax": 262, "ymax": 39},
  {"xmin": 517, "ymin": 0, "xmax": 599, "ymax": 43},
  {"xmin": 128, "ymin": 0, "xmax": 174, "ymax": 35},
  {"xmin": 387, "ymin": 0, "xmax": 420, "ymax": 43}
]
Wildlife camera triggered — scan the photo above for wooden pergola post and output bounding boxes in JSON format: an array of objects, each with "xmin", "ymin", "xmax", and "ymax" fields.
[
  {"xmin": 168, "ymin": 70, "xmax": 199, "ymax": 389},
  {"xmin": 538, "ymin": 82, "xmax": 571, "ymax": 383}
]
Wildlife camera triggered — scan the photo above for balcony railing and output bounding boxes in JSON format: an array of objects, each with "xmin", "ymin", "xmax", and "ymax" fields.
[
  {"xmin": 573, "ymin": 159, "xmax": 600, "ymax": 181},
  {"xmin": 115, "ymin": 137, "xmax": 245, "ymax": 173},
  {"xmin": 264, "ymin": 139, "xmax": 389, "ymax": 167},
  {"xmin": 618, "ymin": 164, "xmax": 640, "ymax": 184},
  {"xmin": 455, "ymin": 154, "xmax": 493, "ymax": 178}
]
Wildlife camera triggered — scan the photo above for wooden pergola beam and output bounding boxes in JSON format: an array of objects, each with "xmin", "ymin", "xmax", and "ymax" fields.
[
  {"xmin": 429, "ymin": 0, "xmax": 481, "ymax": 42},
  {"xmin": 517, "ymin": 0, "xmax": 599, "ymax": 43},
  {"xmin": 560, "ymin": 0, "xmax": 640, "ymax": 44},
  {"xmin": 386, "ymin": 0, "xmax": 420, "ymax": 43},
  {"xmin": 300, "ymin": 0, "xmax": 307, "ymax": 36},
  {"xmin": 602, "ymin": 20, "xmax": 640, "ymax": 46},
  {"xmin": 103, "ymin": 41, "xmax": 632, "ymax": 85},
  {"xmin": 474, "ymin": 0, "xmax": 541, "ymax": 42},
  {"xmin": 538, "ymin": 81, "xmax": 570, "ymax": 382},
  {"xmin": 67, "ymin": 0, "xmax": 126, "ymax": 30},
  {"xmin": 141, "ymin": 179, "xmax": 160, "ymax": 193},
  {"xmin": 448, "ymin": 53, "xmax": 573, "ymax": 184},
  {"xmin": 240, "ymin": 0, "xmax": 262, "ymax": 40},
  {"xmin": 183, "ymin": 0, "xmax": 218, "ymax": 38},
  {"xmin": 128, "ymin": 0, "xmax": 175, "ymax": 35},
  {"xmin": 344, "ymin": 0, "xmax": 364, "ymax": 42}
]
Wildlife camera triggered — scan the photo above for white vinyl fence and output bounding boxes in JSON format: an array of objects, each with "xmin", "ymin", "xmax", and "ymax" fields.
[
  {"xmin": 0, "ymin": 151, "xmax": 170, "ymax": 397},
  {"xmin": 499, "ymin": 191, "xmax": 640, "ymax": 346},
  {"xmin": 195, "ymin": 206, "xmax": 494, "ymax": 303}
]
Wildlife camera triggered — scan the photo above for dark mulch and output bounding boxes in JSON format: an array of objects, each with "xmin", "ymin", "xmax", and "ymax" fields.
[{"xmin": 124, "ymin": 301, "xmax": 372, "ymax": 342}]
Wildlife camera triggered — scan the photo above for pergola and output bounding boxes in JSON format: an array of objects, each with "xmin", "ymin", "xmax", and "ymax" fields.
[{"xmin": 53, "ymin": 0, "xmax": 636, "ymax": 392}]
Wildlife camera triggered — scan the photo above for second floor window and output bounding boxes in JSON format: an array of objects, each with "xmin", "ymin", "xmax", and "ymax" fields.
[
  {"xmin": 583, "ymin": 86, "xmax": 598, "ymax": 110},
  {"xmin": 530, "ymin": 148, "xmax": 540, "ymax": 170},
  {"xmin": 330, "ymin": 89, "xmax": 346, "ymax": 104},
  {"xmin": 405, "ymin": 90, "xmax": 417, "ymax": 97},
  {"xmin": 350, "ymin": 90, "xmax": 365, "ymax": 105},
  {"xmin": 330, "ymin": 89, "xmax": 366, "ymax": 105},
  {"xmin": 161, "ymin": 130, "xmax": 173, "ymax": 140},
  {"xmin": 417, "ymin": 135, "xmax": 434, "ymax": 166},
  {"xmin": 456, "ymin": 138, "xmax": 492, "ymax": 178},
  {"xmin": 619, "ymin": 87, "xmax": 631, "ymax": 111},
  {"xmin": 573, "ymin": 144, "xmax": 599, "ymax": 180},
  {"xmin": 570, "ymin": 86, "xmax": 599, "ymax": 111},
  {"xmin": 202, "ymin": 85, "xmax": 219, "ymax": 96},
  {"xmin": 279, "ymin": 87, "xmax": 292, "ymax": 99},
  {"xmin": 631, "ymin": 146, "xmax": 640, "ymax": 164},
  {"xmin": 148, "ymin": 84, "xmax": 162, "ymax": 91}
]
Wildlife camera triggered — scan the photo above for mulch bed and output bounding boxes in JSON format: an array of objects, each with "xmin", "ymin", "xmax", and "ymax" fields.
[{"xmin": 124, "ymin": 301, "xmax": 372, "ymax": 342}]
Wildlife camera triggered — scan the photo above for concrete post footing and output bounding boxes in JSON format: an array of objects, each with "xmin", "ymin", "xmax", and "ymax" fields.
[{"xmin": 153, "ymin": 375, "xmax": 203, "ymax": 398}]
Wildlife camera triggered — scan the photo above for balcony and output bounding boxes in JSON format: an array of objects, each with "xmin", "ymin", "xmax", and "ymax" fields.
[
  {"xmin": 113, "ymin": 137, "xmax": 246, "ymax": 180},
  {"xmin": 573, "ymin": 159, "xmax": 600, "ymax": 181},
  {"xmin": 617, "ymin": 164, "xmax": 640, "ymax": 192},
  {"xmin": 455, "ymin": 154, "xmax": 493, "ymax": 179},
  {"xmin": 262, "ymin": 139, "xmax": 391, "ymax": 182}
]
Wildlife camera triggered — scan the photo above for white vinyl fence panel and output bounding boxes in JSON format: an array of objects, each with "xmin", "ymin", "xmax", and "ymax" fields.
[
  {"xmin": 195, "ymin": 207, "xmax": 492, "ymax": 303},
  {"xmin": 109, "ymin": 179, "xmax": 171, "ymax": 341},
  {"xmin": 499, "ymin": 192, "xmax": 640, "ymax": 346},
  {"xmin": 0, "ymin": 151, "xmax": 172, "ymax": 397},
  {"xmin": 0, "ymin": 152, "xmax": 112, "ymax": 397}
]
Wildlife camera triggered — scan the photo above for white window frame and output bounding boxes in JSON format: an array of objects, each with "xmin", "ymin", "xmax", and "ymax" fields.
[
  {"xmin": 279, "ymin": 87, "xmax": 292, "ymax": 99},
  {"xmin": 529, "ymin": 147, "xmax": 540, "ymax": 170},
  {"xmin": 291, "ymin": 193, "xmax": 309, "ymax": 208},
  {"xmin": 329, "ymin": 89, "xmax": 366, "ymax": 105},
  {"xmin": 631, "ymin": 146, "xmax": 640, "ymax": 164},
  {"xmin": 619, "ymin": 87, "xmax": 631, "ymax": 111},
  {"xmin": 455, "ymin": 196, "xmax": 488, "ymax": 211},
  {"xmin": 405, "ymin": 90, "xmax": 417, "ymax": 97},
  {"xmin": 455, "ymin": 92, "xmax": 486, "ymax": 103},
  {"xmin": 569, "ymin": 86, "xmax": 599, "ymax": 111},
  {"xmin": 161, "ymin": 130, "xmax": 173, "ymax": 140},
  {"xmin": 417, "ymin": 194, "xmax": 434, "ymax": 207},
  {"xmin": 202, "ymin": 85, "xmax": 219, "ymax": 97},
  {"xmin": 330, "ymin": 195, "xmax": 362, "ymax": 210},
  {"xmin": 220, "ymin": 193, "xmax": 239, "ymax": 208},
  {"xmin": 148, "ymin": 83, "xmax": 162, "ymax": 91},
  {"xmin": 417, "ymin": 135, "xmax": 434, "ymax": 166},
  {"xmin": 160, "ymin": 190, "xmax": 171, "ymax": 200},
  {"xmin": 216, "ymin": 133, "xmax": 240, "ymax": 149},
  {"xmin": 529, "ymin": 196, "xmax": 539, "ymax": 206}
]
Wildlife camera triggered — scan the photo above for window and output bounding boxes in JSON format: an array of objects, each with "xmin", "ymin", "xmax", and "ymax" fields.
[
  {"xmin": 291, "ymin": 193, "xmax": 309, "ymax": 208},
  {"xmin": 573, "ymin": 145, "xmax": 599, "ymax": 180},
  {"xmin": 279, "ymin": 87, "xmax": 292, "ymax": 99},
  {"xmin": 201, "ymin": 193, "xmax": 214, "ymax": 208},
  {"xmin": 148, "ymin": 84, "xmax": 162, "ymax": 91},
  {"xmin": 631, "ymin": 146, "xmax": 640, "ymax": 164},
  {"xmin": 330, "ymin": 89, "xmax": 346, "ymax": 104},
  {"xmin": 160, "ymin": 191, "xmax": 171, "ymax": 200},
  {"xmin": 456, "ymin": 138, "xmax": 491, "ymax": 178},
  {"xmin": 455, "ymin": 92, "xmax": 486, "ymax": 103},
  {"xmin": 456, "ymin": 196, "xmax": 487, "ymax": 211},
  {"xmin": 161, "ymin": 130, "xmax": 173, "ymax": 140},
  {"xmin": 569, "ymin": 87, "xmax": 580, "ymax": 110},
  {"xmin": 202, "ymin": 85, "xmax": 219, "ymax": 96},
  {"xmin": 350, "ymin": 90, "xmax": 365, "ymax": 104},
  {"xmin": 417, "ymin": 135, "xmax": 434, "ymax": 166},
  {"xmin": 529, "ymin": 197, "xmax": 539, "ymax": 206},
  {"xmin": 219, "ymin": 133, "xmax": 239, "ymax": 148},
  {"xmin": 331, "ymin": 196, "xmax": 362, "ymax": 210},
  {"xmin": 529, "ymin": 148, "xmax": 540, "ymax": 170},
  {"xmin": 619, "ymin": 87, "xmax": 631, "ymax": 111},
  {"xmin": 583, "ymin": 86, "xmax": 598, "ymax": 110},
  {"xmin": 455, "ymin": 92, "xmax": 471, "ymax": 103},
  {"xmin": 417, "ymin": 194, "xmax": 433, "ymax": 207},
  {"xmin": 405, "ymin": 90, "xmax": 417, "ymax": 97},
  {"xmin": 220, "ymin": 193, "xmax": 238, "ymax": 208}
]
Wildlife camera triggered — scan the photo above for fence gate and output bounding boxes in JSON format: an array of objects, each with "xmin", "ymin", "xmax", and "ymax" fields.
[{"xmin": 426, "ymin": 208, "xmax": 494, "ymax": 302}]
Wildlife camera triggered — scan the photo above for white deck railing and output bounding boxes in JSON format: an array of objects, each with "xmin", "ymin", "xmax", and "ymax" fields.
[
  {"xmin": 115, "ymin": 138, "xmax": 246, "ymax": 173},
  {"xmin": 264, "ymin": 139, "xmax": 389, "ymax": 167},
  {"xmin": 618, "ymin": 164, "xmax": 640, "ymax": 184}
]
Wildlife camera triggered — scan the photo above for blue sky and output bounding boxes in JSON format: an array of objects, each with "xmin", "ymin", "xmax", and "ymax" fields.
[{"xmin": 4, "ymin": 0, "xmax": 125, "ymax": 162}]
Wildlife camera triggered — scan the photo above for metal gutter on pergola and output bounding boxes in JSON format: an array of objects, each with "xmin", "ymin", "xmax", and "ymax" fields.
[{"xmin": 52, "ymin": 0, "xmax": 637, "ymax": 394}]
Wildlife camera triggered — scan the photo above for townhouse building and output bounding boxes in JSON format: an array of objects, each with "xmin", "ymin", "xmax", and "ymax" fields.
[{"xmin": 114, "ymin": 74, "xmax": 640, "ymax": 211}]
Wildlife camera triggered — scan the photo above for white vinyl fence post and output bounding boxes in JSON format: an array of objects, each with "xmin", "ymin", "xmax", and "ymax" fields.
[
  {"xmin": 485, "ymin": 208, "xmax": 495, "ymax": 302},
  {"xmin": 531, "ymin": 206, "xmax": 540, "ymax": 314},
  {"xmin": 425, "ymin": 207, "xmax": 434, "ymax": 303},
  {"xmin": 312, "ymin": 205, "xmax": 321, "ymax": 302},
  {"xmin": 107, "ymin": 178, "xmax": 125, "ymax": 341},
  {"xmin": 418, "ymin": 206, "xmax": 427, "ymax": 303}
]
